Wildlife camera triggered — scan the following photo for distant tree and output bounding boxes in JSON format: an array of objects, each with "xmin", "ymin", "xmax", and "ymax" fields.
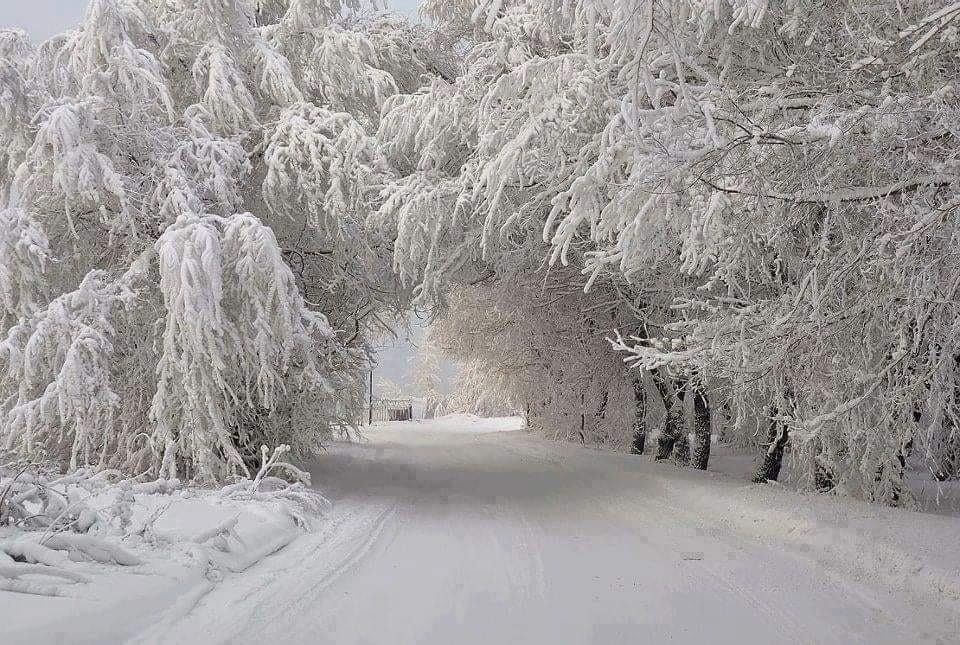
[{"xmin": 405, "ymin": 341, "xmax": 445, "ymax": 418}]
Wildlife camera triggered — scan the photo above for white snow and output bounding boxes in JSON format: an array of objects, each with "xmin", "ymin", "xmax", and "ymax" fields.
[
  {"xmin": 1, "ymin": 478, "xmax": 322, "ymax": 644},
  {"xmin": 373, "ymin": 412, "xmax": 525, "ymax": 433},
  {"xmin": 4, "ymin": 415, "xmax": 959, "ymax": 644}
]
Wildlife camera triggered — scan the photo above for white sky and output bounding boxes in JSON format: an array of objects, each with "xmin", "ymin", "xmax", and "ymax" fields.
[
  {"xmin": 3, "ymin": 0, "xmax": 445, "ymax": 393},
  {"xmin": 373, "ymin": 314, "xmax": 456, "ymax": 395}
]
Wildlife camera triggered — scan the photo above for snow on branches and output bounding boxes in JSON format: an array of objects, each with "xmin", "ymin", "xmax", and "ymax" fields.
[
  {"xmin": 0, "ymin": 263, "xmax": 145, "ymax": 472},
  {"xmin": 151, "ymin": 212, "xmax": 338, "ymax": 481},
  {"xmin": 0, "ymin": 0, "xmax": 438, "ymax": 481},
  {"xmin": 3, "ymin": 0, "xmax": 956, "ymax": 508},
  {"xmin": 377, "ymin": 0, "xmax": 960, "ymax": 502},
  {"xmin": 0, "ymin": 454, "xmax": 325, "ymax": 598},
  {"xmin": 0, "ymin": 208, "xmax": 49, "ymax": 327},
  {"xmin": 262, "ymin": 103, "xmax": 385, "ymax": 231}
]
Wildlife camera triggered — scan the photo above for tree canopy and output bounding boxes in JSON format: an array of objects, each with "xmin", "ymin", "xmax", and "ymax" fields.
[{"xmin": 2, "ymin": 0, "xmax": 959, "ymax": 504}]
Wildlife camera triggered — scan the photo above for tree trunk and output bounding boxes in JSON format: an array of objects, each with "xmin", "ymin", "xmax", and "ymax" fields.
[
  {"xmin": 814, "ymin": 460, "xmax": 835, "ymax": 492},
  {"xmin": 753, "ymin": 413, "xmax": 789, "ymax": 483},
  {"xmin": 933, "ymin": 433, "xmax": 959, "ymax": 481},
  {"xmin": 653, "ymin": 371, "xmax": 686, "ymax": 462},
  {"xmin": 888, "ymin": 433, "xmax": 913, "ymax": 505},
  {"xmin": 594, "ymin": 390, "xmax": 609, "ymax": 443},
  {"xmin": 933, "ymin": 355, "xmax": 960, "ymax": 481},
  {"xmin": 673, "ymin": 430, "xmax": 690, "ymax": 466},
  {"xmin": 654, "ymin": 405, "xmax": 683, "ymax": 460},
  {"xmin": 717, "ymin": 400, "xmax": 733, "ymax": 443},
  {"xmin": 630, "ymin": 377, "xmax": 647, "ymax": 455},
  {"xmin": 578, "ymin": 391, "xmax": 586, "ymax": 444},
  {"xmin": 690, "ymin": 382, "xmax": 711, "ymax": 470}
]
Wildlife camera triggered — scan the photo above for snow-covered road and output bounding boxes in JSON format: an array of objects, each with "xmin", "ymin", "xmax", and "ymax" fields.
[{"xmin": 128, "ymin": 416, "xmax": 959, "ymax": 645}]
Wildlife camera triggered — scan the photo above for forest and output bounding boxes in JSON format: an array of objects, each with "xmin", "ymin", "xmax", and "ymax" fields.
[{"xmin": 1, "ymin": 0, "xmax": 958, "ymax": 514}]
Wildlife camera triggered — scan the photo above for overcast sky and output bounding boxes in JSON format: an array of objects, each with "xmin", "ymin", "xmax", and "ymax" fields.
[
  {"xmin": 3, "ymin": 0, "xmax": 421, "ymax": 41},
  {"xmin": 4, "ymin": 0, "xmax": 448, "ymax": 395}
]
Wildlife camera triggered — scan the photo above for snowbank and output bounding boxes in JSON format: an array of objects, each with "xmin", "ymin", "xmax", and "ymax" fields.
[
  {"xmin": 646, "ymin": 461, "xmax": 960, "ymax": 615},
  {"xmin": 0, "ymin": 455, "xmax": 326, "ymax": 645},
  {"xmin": 501, "ymin": 432, "xmax": 960, "ymax": 622}
]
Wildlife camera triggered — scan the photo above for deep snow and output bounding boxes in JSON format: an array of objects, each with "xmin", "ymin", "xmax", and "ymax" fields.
[
  {"xmin": 4, "ymin": 414, "xmax": 960, "ymax": 644},
  {"xmin": 1, "ymin": 473, "xmax": 322, "ymax": 644}
]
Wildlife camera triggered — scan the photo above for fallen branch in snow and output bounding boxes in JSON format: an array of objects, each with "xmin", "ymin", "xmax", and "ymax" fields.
[
  {"xmin": 0, "ymin": 536, "xmax": 95, "ymax": 596},
  {"xmin": 217, "ymin": 446, "xmax": 329, "ymax": 529},
  {"xmin": 192, "ymin": 516, "xmax": 240, "ymax": 546},
  {"xmin": 0, "ymin": 464, "xmax": 158, "ymax": 596},
  {"xmin": 1, "ymin": 453, "xmax": 328, "ymax": 601},
  {"xmin": 0, "ymin": 563, "xmax": 91, "ymax": 583},
  {"xmin": 0, "ymin": 539, "xmax": 70, "ymax": 567},
  {"xmin": 0, "ymin": 578, "xmax": 63, "ymax": 597},
  {"xmin": 0, "ymin": 462, "xmax": 40, "ymax": 524},
  {"xmin": 126, "ymin": 500, "xmax": 174, "ymax": 541},
  {"xmin": 41, "ymin": 533, "xmax": 142, "ymax": 566},
  {"xmin": 220, "ymin": 478, "xmax": 328, "ymax": 529},
  {"xmin": 130, "ymin": 478, "xmax": 181, "ymax": 495},
  {"xmin": 0, "ymin": 532, "xmax": 140, "ymax": 587}
]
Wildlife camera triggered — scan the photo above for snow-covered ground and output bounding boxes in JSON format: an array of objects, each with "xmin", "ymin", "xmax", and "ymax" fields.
[
  {"xmin": 1, "ymin": 466, "xmax": 324, "ymax": 644},
  {"xmin": 5, "ymin": 414, "xmax": 959, "ymax": 644}
]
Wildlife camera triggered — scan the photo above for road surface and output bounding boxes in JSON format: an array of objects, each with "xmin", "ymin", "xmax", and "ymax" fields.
[{"xmin": 129, "ymin": 416, "xmax": 957, "ymax": 645}]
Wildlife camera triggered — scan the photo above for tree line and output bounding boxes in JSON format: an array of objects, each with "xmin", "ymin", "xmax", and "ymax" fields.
[
  {"xmin": 1, "ymin": 0, "xmax": 958, "ymax": 505},
  {"xmin": 381, "ymin": 0, "xmax": 960, "ymax": 505}
]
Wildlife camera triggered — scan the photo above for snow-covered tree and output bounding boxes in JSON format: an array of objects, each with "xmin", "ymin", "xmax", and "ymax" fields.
[
  {"xmin": 6, "ymin": 0, "xmax": 956, "ymax": 508},
  {"xmin": 0, "ymin": 0, "xmax": 439, "ymax": 480},
  {"xmin": 404, "ymin": 339, "xmax": 445, "ymax": 418},
  {"xmin": 571, "ymin": 0, "xmax": 960, "ymax": 501},
  {"xmin": 375, "ymin": 0, "xmax": 695, "ymax": 458},
  {"xmin": 377, "ymin": 0, "xmax": 960, "ymax": 503}
]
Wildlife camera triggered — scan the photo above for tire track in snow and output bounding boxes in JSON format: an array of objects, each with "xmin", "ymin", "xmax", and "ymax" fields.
[
  {"xmin": 227, "ymin": 498, "xmax": 382, "ymax": 607},
  {"xmin": 126, "ymin": 501, "xmax": 398, "ymax": 645},
  {"xmin": 239, "ymin": 501, "xmax": 399, "ymax": 641},
  {"xmin": 126, "ymin": 422, "xmax": 953, "ymax": 644},
  {"xmin": 504, "ymin": 499, "xmax": 547, "ymax": 600}
]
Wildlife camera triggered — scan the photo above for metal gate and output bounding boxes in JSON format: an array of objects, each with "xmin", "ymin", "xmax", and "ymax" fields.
[{"xmin": 369, "ymin": 398, "xmax": 413, "ymax": 423}]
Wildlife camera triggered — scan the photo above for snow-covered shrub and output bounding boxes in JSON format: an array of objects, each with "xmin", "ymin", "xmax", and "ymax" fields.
[
  {"xmin": 219, "ymin": 444, "xmax": 328, "ymax": 529},
  {"xmin": 0, "ymin": 449, "xmax": 327, "ymax": 596},
  {"xmin": 0, "ymin": 459, "xmax": 144, "ymax": 596}
]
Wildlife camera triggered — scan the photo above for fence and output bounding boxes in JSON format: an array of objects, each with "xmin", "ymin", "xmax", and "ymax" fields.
[{"xmin": 368, "ymin": 398, "xmax": 414, "ymax": 423}]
